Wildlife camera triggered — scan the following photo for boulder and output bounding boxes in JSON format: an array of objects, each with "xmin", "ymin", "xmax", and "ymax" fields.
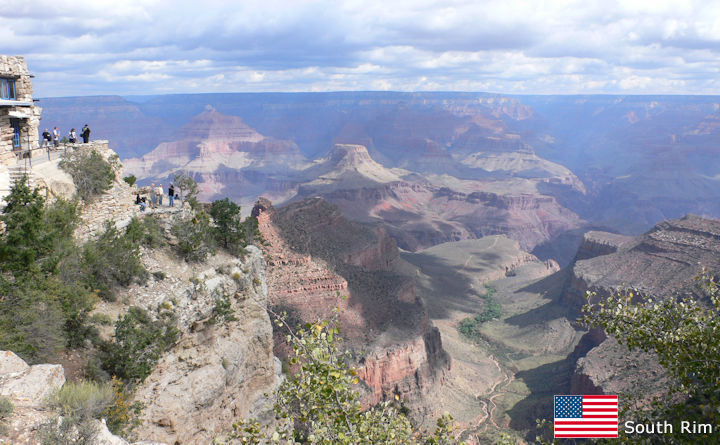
[
  {"xmin": 0, "ymin": 363, "xmax": 65, "ymax": 408},
  {"xmin": 0, "ymin": 350, "xmax": 30, "ymax": 376}
]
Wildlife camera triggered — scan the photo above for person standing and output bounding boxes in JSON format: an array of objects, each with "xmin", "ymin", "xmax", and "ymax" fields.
[
  {"xmin": 149, "ymin": 183, "xmax": 156, "ymax": 207},
  {"xmin": 52, "ymin": 127, "xmax": 60, "ymax": 149},
  {"xmin": 41, "ymin": 129, "xmax": 51, "ymax": 148},
  {"xmin": 155, "ymin": 183, "xmax": 164, "ymax": 206},
  {"xmin": 68, "ymin": 128, "xmax": 77, "ymax": 144},
  {"xmin": 81, "ymin": 124, "xmax": 91, "ymax": 143},
  {"xmin": 168, "ymin": 183, "xmax": 175, "ymax": 207}
]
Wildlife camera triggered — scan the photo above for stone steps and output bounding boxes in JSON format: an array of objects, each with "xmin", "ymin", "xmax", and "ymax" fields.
[{"xmin": 8, "ymin": 165, "xmax": 35, "ymax": 189}]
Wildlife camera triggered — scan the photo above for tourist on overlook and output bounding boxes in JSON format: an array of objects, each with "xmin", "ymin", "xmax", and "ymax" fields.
[
  {"xmin": 149, "ymin": 183, "xmax": 157, "ymax": 208},
  {"xmin": 135, "ymin": 193, "xmax": 146, "ymax": 211},
  {"xmin": 52, "ymin": 127, "xmax": 60, "ymax": 148},
  {"xmin": 155, "ymin": 183, "xmax": 164, "ymax": 206},
  {"xmin": 41, "ymin": 129, "xmax": 51, "ymax": 148},
  {"xmin": 168, "ymin": 183, "xmax": 175, "ymax": 207},
  {"xmin": 68, "ymin": 128, "xmax": 77, "ymax": 144},
  {"xmin": 81, "ymin": 124, "xmax": 91, "ymax": 143}
]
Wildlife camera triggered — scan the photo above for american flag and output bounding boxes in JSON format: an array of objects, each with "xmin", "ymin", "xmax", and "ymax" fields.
[{"xmin": 554, "ymin": 395, "xmax": 618, "ymax": 438}]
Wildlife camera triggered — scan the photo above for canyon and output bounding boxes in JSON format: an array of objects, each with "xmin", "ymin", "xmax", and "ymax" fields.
[
  {"xmin": 13, "ymin": 90, "xmax": 720, "ymax": 443},
  {"xmin": 41, "ymin": 92, "xmax": 720, "ymax": 240}
]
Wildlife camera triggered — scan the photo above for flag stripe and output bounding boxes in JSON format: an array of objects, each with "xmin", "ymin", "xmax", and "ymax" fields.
[{"xmin": 554, "ymin": 395, "xmax": 618, "ymax": 438}]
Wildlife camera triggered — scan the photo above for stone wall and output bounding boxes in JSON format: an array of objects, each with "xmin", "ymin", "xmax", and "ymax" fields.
[{"xmin": 0, "ymin": 55, "xmax": 40, "ymax": 165}]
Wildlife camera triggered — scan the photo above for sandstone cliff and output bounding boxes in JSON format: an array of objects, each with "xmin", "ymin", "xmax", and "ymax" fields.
[
  {"xmin": 253, "ymin": 197, "xmax": 450, "ymax": 409},
  {"xmin": 114, "ymin": 245, "xmax": 280, "ymax": 445}
]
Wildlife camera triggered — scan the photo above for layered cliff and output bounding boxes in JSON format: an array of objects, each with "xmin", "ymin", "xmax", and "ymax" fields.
[
  {"xmin": 294, "ymin": 144, "xmax": 584, "ymax": 253},
  {"xmin": 127, "ymin": 246, "xmax": 279, "ymax": 444},
  {"xmin": 254, "ymin": 197, "xmax": 450, "ymax": 407},
  {"xmin": 123, "ymin": 107, "xmax": 306, "ymax": 204},
  {"xmin": 564, "ymin": 215, "xmax": 720, "ymax": 398},
  {"xmin": 565, "ymin": 214, "xmax": 720, "ymax": 307}
]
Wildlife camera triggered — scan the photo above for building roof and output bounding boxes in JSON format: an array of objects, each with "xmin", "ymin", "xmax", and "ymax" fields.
[{"xmin": 0, "ymin": 99, "xmax": 32, "ymax": 107}]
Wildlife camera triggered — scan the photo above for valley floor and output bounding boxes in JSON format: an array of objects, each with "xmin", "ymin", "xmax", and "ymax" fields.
[{"xmin": 399, "ymin": 236, "xmax": 584, "ymax": 443}]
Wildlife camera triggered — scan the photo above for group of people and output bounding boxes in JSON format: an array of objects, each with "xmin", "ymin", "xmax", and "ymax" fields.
[
  {"xmin": 41, "ymin": 124, "xmax": 91, "ymax": 149},
  {"xmin": 135, "ymin": 182, "xmax": 177, "ymax": 211}
]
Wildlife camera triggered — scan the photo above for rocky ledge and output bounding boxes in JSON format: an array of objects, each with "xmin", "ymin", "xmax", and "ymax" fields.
[{"xmin": 0, "ymin": 350, "xmax": 157, "ymax": 445}]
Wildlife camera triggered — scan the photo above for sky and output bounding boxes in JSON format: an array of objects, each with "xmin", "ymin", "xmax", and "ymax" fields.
[{"xmin": 3, "ymin": 0, "xmax": 720, "ymax": 97}]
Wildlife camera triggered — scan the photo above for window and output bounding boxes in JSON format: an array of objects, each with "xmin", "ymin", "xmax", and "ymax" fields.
[
  {"xmin": 10, "ymin": 119, "xmax": 21, "ymax": 148},
  {"xmin": 0, "ymin": 78, "xmax": 16, "ymax": 100}
]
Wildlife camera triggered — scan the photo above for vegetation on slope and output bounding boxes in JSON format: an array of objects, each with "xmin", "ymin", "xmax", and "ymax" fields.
[
  {"xmin": 59, "ymin": 148, "xmax": 117, "ymax": 201},
  {"xmin": 458, "ymin": 284, "xmax": 502, "ymax": 342},
  {"xmin": 228, "ymin": 309, "xmax": 462, "ymax": 445},
  {"xmin": 577, "ymin": 277, "xmax": 720, "ymax": 444}
]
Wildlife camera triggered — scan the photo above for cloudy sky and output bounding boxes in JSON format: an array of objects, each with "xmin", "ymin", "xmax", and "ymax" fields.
[{"xmin": 3, "ymin": 0, "xmax": 720, "ymax": 97}]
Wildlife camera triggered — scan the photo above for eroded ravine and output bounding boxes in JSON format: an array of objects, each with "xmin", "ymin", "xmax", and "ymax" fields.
[{"xmin": 399, "ymin": 236, "xmax": 583, "ymax": 443}]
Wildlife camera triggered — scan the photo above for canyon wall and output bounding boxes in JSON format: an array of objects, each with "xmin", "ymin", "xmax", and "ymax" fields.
[
  {"xmin": 564, "ymin": 215, "xmax": 720, "ymax": 398},
  {"xmin": 254, "ymin": 197, "xmax": 450, "ymax": 408}
]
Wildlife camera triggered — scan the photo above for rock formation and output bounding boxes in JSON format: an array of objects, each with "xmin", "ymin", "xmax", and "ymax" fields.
[
  {"xmin": 566, "ymin": 214, "xmax": 720, "ymax": 307},
  {"xmin": 564, "ymin": 214, "xmax": 720, "ymax": 399},
  {"xmin": 117, "ymin": 245, "xmax": 280, "ymax": 444},
  {"xmin": 123, "ymin": 107, "xmax": 306, "ymax": 205},
  {"xmin": 253, "ymin": 197, "xmax": 450, "ymax": 409},
  {"xmin": 0, "ymin": 350, "xmax": 150, "ymax": 445},
  {"xmin": 292, "ymin": 144, "xmax": 583, "ymax": 253}
]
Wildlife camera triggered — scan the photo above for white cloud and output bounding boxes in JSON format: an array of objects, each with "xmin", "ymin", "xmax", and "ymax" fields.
[{"xmin": 3, "ymin": 0, "xmax": 720, "ymax": 95}]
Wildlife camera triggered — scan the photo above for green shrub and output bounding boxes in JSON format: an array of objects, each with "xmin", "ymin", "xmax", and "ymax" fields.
[
  {"xmin": 457, "ymin": 284, "xmax": 502, "ymax": 342},
  {"xmin": 210, "ymin": 291, "xmax": 237, "ymax": 325},
  {"xmin": 125, "ymin": 215, "xmax": 165, "ymax": 248},
  {"xmin": 173, "ymin": 172, "xmax": 199, "ymax": 210},
  {"xmin": 152, "ymin": 271, "xmax": 166, "ymax": 281},
  {"xmin": 171, "ymin": 211, "xmax": 216, "ymax": 262},
  {"xmin": 39, "ymin": 415, "xmax": 98, "ymax": 445},
  {"xmin": 100, "ymin": 307, "xmax": 179, "ymax": 383},
  {"xmin": 49, "ymin": 380, "xmax": 114, "ymax": 420},
  {"xmin": 82, "ymin": 222, "xmax": 147, "ymax": 301},
  {"xmin": 59, "ymin": 148, "xmax": 115, "ymax": 201},
  {"xmin": 0, "ymin": 179, "xmax": 96, "ymax": 362},
  {"xmin": 0, "ymin": 175, "xmax": 54, "ymax": 272},
  {"xmin": 89, "ymin": 313, "xmax": 114, "ymax": 326},
  {"xmin": 40, "ymin": 380, "xmax": 116, "ymax": 445},
  {"xmin": 122, "ymin": 175, "xmax": 137, "ymax": 187},
  {"xmin": 210, "ymin": 198, "xmax": 246, "ymax": 255},
  {"xmin": 0, "ymin": 396, "xmax": 13, "ymax": 419},
  {"xmin": 0, "ymin": 276, "xmax": 70, "ymax": 363}
]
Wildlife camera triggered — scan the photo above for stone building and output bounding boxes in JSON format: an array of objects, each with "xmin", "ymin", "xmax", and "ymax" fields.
[{"xmin": 0, "ymin": 55, "xmax": 41, "ymax": 165}]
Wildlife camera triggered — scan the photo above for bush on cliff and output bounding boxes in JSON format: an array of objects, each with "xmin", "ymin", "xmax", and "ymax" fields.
[
  {"xmin": 173, "ymin": 171, "xmax": 200, "ymax": 209},
  {"xmin": 79, "ymin": 222, "xmax": 147, "ymax": 301},
  {"xmin": 0, "ymin": 176, "xmax": 79, "ymax": 273},
  {"xmin": 228, "ymin": 311, "xmax": 462, "ymax": 445},
  {"xmin": 210, "ymin": 198, "xmax": 248, "ymax": 255},
  {"xmin": 0, "ymin": 177, "xmax": 97, "ymax": 361},
  {"xmin": 124, "ymin": 215, "xmax": 165, "ymax": 248},
  {"xmin": 578, "ymin": 275, "xmax": 720, "ymax": 445},
  {"xmin": 59, "ymin": 148, "xmax": 115, "ymax": 201},
  {"xmin": 100, "ymin": 306, "xmax": 179, "ymax": 383},
  {"xmin": 171, "ymin": 210, "xmax": 216, "ymax": 262}
]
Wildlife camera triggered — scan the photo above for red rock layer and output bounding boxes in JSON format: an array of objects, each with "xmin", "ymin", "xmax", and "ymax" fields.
[{"xmin": 253, "ymin": 197, "xmax": 450, "ymax": 406}]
